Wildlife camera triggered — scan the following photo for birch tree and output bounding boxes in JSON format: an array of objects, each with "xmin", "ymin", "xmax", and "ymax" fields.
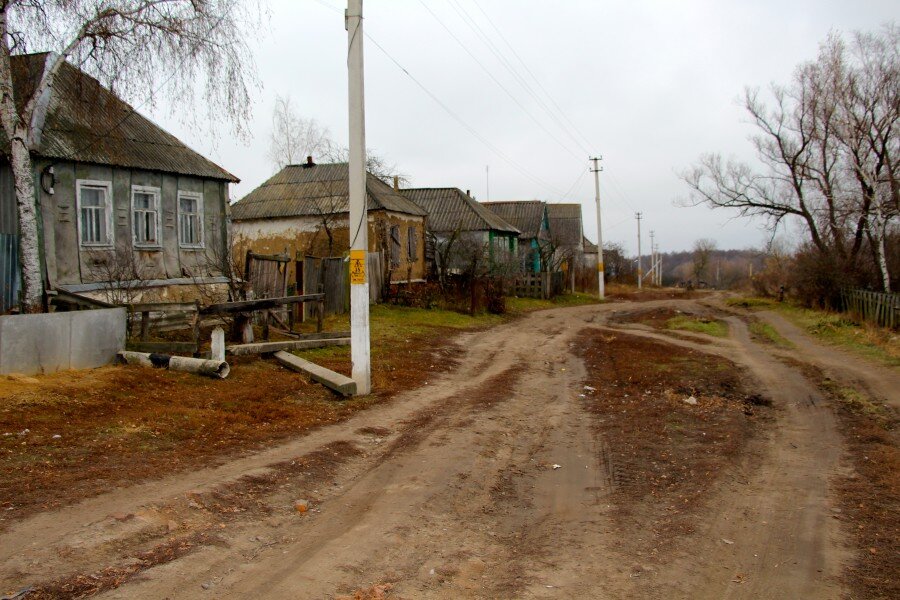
[{"xmin": 0, "ymin": 0, "xmax": 259, "ymax": 312}]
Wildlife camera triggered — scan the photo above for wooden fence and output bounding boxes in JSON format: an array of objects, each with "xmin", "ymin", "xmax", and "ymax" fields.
[
  {"xmin": 841, "ymin": 288, "xmax": 900, "ymax": 329},
  {"xmin": 300, "ymin": 252, "xmax": 384, "ymax": 318},
  {"xmin": 513, "ymin": 272, "xmax": 566, "ymax": 299}
]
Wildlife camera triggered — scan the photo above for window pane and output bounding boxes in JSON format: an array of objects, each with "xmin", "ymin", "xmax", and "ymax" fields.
[
  {"xmin": 180, "ymin": 196, "xmax": 197, "ymax": 214},
  {"xmin": 81, "ymin": 187, "xmax": 103, "ymax": 207},
  {"xmin": 134, "ymin": 192, "xmax": 153, "ymax": 209}
]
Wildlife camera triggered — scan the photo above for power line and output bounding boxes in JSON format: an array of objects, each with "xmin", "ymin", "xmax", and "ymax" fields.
[
  {"xmin": 469, "ymin": 0, "xmax": 595, "ymax": 153},
  {"xmin": 364, "ymin": 34, "xmax": 570, "ymax": 197},
  {"xmin": 444, "ymin": 0, "xmax": 593, "ymax": 157},
  {"xmin": 416, "ymin": 0, "xmax": 584, "ymax": 162}
]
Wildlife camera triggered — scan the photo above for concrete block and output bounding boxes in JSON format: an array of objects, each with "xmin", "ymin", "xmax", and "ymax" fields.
[
  {"xmin": 211, "ymin": 327, "xmax": 225, "ymax": 362},
  {"xmin": 0, "ymin": 312, "xmax": 72, "ymax": 374},
  {"xmin": 273, "ymin": 351, "xmax": 356, "ymax": 396},
  {"xmin": 69, "ymin": 307, "xmax": 126, "ymax": 370}
]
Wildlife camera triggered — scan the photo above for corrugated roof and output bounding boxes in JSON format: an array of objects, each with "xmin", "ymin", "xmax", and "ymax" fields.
[
  {"xmin": 401, "ymin": 188, "xmax": 519, "ymax": 234},
  {"xmin": 546, "ymin": 203, "xmax": 584, "ymax": 249},
  {"xmin": 4, "ymin": 53, "xmax": 237, "ymax": 182},
  {"xmin": 231, "ymin": 163, "xmax": 427, "ymax": 220},
  {"xmin": 481, "ymin": 200, "xmax": 547, "ymax": 239}
]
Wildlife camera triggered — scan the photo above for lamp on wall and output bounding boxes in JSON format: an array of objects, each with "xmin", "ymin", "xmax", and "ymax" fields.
[{"xmin": 40, "ymin": 165, "xmax": 56, "ymax": 195}]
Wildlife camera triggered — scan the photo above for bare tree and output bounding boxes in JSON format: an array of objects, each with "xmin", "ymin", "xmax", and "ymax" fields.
[
  {"xmin": 0, "ymin": 0, "xmax": 260, "ymax": 312},
  {"xmin": 692, "ymin": 238, "xmax": 717, "ymax": 282},
  {"xmin": 267, "ymin": 94, "xmax": 332, "ymax": 170},
  {"xmin": 681, "ymin": 24, "xmax": 898, "ymax": 293}
]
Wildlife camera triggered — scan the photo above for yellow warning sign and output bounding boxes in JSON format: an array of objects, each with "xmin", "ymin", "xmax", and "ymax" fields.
[
  {"xmin": 597, "ymin": 261, "xmax": 604, "ymax": 272},
  {"xmin": 349, "ymin": 250, "xmax": 367, "ymax": 284}
]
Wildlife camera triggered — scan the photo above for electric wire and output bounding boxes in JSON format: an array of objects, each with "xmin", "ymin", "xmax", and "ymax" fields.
[
  {"xmin": 469, "ymin": 0, "xmax": 595, "ymax": 153},
  {"xmin": 416, "ymin": 0, "xmax": 584, "ymax": 162},
  {"xmin": 444, "ymin": 0, "xmax": 593, "ymax": 157}
]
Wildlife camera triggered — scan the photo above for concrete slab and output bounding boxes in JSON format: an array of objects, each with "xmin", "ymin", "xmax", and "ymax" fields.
[
  {"xmin": 228, "ymin": 338, "xmax": 350, "ymax": 356},
  {"xmin": 70, "ymin": 307, "xmax": 126, "ymax": 369},
  {"xmin": 273, "ymin": 351, "xmax": 356, "ymax": 396},
  {"xmin": 0, "ymin": 312, "xmax": 71, "ymax": 374}
]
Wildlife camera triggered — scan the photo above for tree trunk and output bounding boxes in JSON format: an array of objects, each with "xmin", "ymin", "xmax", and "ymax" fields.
[
  {"xmin": 0, "ymin": 8, "xmax": 44, "ymax": 313},
  {"xmin": 871, "ymin": 205, "xmax": 891, "ymax": 292},
  {"xmin": 9, "ymin": 134, "xmax": 43, "ymax": 312}
]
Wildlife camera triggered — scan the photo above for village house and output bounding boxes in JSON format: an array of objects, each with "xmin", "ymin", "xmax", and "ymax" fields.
[
  {"xmin": 230, "ymin": 159, "xmax": 427, "ymax": 286},
  {"xmin": 0, "ymin": 53, "xmax": 238, "ymax": 310},
  {"xmin": 400, "ymin": 187, "xmax": 520, "ymax": 275},
  {"xmin": 545, "ymin": 203, "xmax": 586, "ymax": 290},
  {"xmin": 480, "ymin": 200, "xmax": 551, "ymax": 273}
]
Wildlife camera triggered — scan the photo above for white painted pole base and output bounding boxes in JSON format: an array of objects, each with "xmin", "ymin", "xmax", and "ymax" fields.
[{"xmin": 350, "ymin": 282, "xmax": 371, "ymax": 395}]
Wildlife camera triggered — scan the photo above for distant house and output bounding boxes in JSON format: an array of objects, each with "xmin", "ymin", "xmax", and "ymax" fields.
[
  {"xmin": 231, "ymin": 159, "xmax": 427, "ymax": 285},
  {"xmin": 400, "ymin": 187, "xmax": 519, "ymax": 275},
  {"xmin": 481, "ymin": 200, "xmax": 550, "ymax": 273},
  {"xmin": 546, "ymin": 203, "xmax": 585, "ymax": 290},
  {"xmin": 0, "ymin": 53, "xmax": 239, "ymax": 310}
]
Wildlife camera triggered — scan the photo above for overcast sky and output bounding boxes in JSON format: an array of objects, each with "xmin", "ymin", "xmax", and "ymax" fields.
[{"xmin": 149, "ymin": 0, "xmax": 898, "ymax": 255}]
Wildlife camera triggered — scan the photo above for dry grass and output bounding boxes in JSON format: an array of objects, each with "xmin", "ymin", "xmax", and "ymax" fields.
[{"xmin": 0, "ymin": 304, "xmax": 490, "ymax": 529}]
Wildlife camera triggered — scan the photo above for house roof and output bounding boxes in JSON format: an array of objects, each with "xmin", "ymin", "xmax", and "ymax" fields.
[
  {"xmin": 582, "ymin": 236, "xmax": 599, "ymax": 253},
  {"xmin": 231, "ymin": 162, "xmax": 427, "ymax": 220},
  {"xmin": 4, "ymin": 53, "xmax": 238, "ymax": 182},
  {"xmin": 480, "ymin": 200, "xmax": 548, "ymax": 239},
  {"xmin": 400, "ymin": 188, "xmax": 519, "ymax": 235},
  {"xmin": 546, "ymin": 203, "xmax": 584, "ymax": 249}
]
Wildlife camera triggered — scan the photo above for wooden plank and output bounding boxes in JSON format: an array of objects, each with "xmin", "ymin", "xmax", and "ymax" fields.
[
  {"xmin": 227, "ymin": 337, "xmax": 350, "ymax": 356},
  {"xmin": 126, "ymin": 341, "xmax": 199, "ymax": 353},
  {"xmin": 202, "ymin": 294, "xmax": 325, "ymax": 315},
  {"xmin": 249, "ymin": 251, "xmax": 291, "ymax": 263},
  {"xmin": 273, "ymin": 350, "xmax": 356, "ymax": 396},
  {"xmin": 126, "ymin": 301, "xmax": 199, "ymax": 313},
  {"xmin": 51, "ymin": 289, "xmax": 115, "ymax": 309}
]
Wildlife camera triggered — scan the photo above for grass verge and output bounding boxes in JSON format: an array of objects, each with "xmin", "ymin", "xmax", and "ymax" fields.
[
  {"xmin": 666, "ymin": 315, "xmax": 729, "ymax": 337},
  {"xmin": 748, "ymin": 321, "xmax": 794, "ymax": 348}
]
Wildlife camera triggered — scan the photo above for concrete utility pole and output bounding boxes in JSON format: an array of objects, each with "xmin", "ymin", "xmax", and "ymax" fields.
[
  {"xmin": 590, "ymin": 157, "xmax": 605, "ymax": 299},
  {"xmin": 347, "ymin": 0, "xmax": 371, "ymax": 395},
  {"xmin": 635, "ymin": 212, "xmax": 643, "ymax": 290},
  {"xmin": 649, "ymin": 230, "xmax": 655, "ymax": 287}
]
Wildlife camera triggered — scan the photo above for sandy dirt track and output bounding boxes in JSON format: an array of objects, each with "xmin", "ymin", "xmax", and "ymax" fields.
[{"xmin": 2, "ymin": 297, "xmax": 894, "ymax": 599}]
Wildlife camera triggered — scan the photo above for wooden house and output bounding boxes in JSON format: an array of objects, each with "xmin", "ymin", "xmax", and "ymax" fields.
[
  {"xmin": 231, "ymin": 159, "xmax": 428, "ymax": 285},
  {"xmin": 481, "ymin": 200, "xmax": 551, "ymax": 273},
  {"xmin": 400, "ymin": 187, "xmax": 519, "ymax": 275},
  {"xmin": 0, "ymin": 53, "xmax": 238, "ymax": 310}
]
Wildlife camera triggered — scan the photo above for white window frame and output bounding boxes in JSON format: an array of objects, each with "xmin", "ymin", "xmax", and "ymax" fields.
[
  {"xmin": 76, "ymin": 179, "xmax": 114, "ymax": 248},
  {"xmin": 130, "ymin": 185, "xmax": 162, "ymax": 248},
  {"xmin": 177, "ymin": 190, "xmax": 205, "ymax": 249}
]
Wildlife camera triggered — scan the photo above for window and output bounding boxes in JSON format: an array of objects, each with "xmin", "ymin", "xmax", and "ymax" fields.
[
  {"xmin": 390, "ymin": 225, "xmax": 401, "ymax": 268},
  {"xmin": 131, "ymin": 186, "xmax": 161, "ymax": 247},
  {"xmin": 407, "ymin": 226, "xmax": 418, "ymax": 261},
  {"xmin": 178, "ymin": 191, "xmax": 204, "ymax": 248},
  {"xmin": 76, "ymin": 180, "xmax": 113, "ymax": 246}
]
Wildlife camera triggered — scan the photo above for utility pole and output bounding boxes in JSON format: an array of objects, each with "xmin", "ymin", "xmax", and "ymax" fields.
[
  {"xmin": 649, "ymin": 230, "xmax": 655, "ymax": 287},
  {"xmin": 636, "ymin": 212, "xmax": 643, "ymax": 290},
  {"xmin": 347, "ymin": 0, "xmax": 370, "ymax": 395},
  {"xmin": 590, "ymin": 157, "xmax": 605, "ymax": 299}
]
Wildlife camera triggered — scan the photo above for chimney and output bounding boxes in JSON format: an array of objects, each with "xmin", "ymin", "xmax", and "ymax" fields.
[
  {"xmin": 466, "ymin": 189, "xmax": 470, "ymax": 196},
  {"xmin": 393, "ymin": 175, "xmax": 400, "ymax": 191},
  {"xmin": 303, "ymin": 155, "xmax": 315, "ymax": 168}
]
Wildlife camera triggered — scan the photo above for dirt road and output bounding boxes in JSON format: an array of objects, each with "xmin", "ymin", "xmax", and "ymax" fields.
[{"xmin": 1, "ymin": 297, "xmax": 893, "ymax": 599}]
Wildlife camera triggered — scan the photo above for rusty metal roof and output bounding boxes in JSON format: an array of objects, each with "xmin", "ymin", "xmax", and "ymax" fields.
[
  {"xmin": 6, "ymin": 53, "xmax": 237, "ymax": 182},
  {"xmin": 231, "ymin": 163, "xmax": 427, "ymax": 220},
  {"xmin": 546, "ymin": 203, "xmax": 584, "ymax": 249},
  {"xmin": 481, "ymin": 200, "xmax": 548, "ymax": 239},
  {"xmin": 401, "ymin": 188, "xmax": 519, "ymax": 235}
]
